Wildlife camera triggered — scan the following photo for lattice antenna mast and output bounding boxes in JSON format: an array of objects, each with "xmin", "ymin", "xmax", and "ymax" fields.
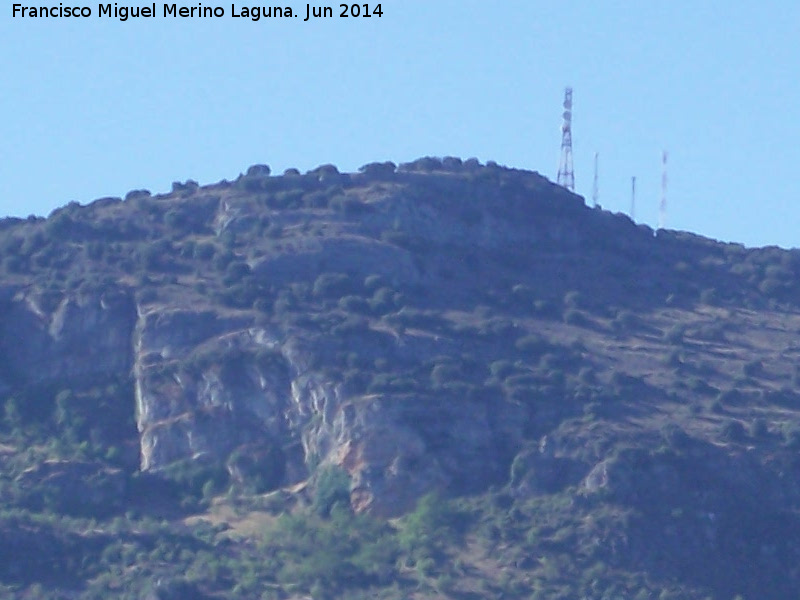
[
  {"xmin": 557, "ymin": 87, "xmax": 575, "ymax": 192},
  {"xmin": 630, "ymin": 176, "xmax": 637, "ymax": 221},
  {"xmin": 592, "ymin": 152, "xmax": 599, "ymax": 207},
  {"xmin": 659, "ymin": 151, "xmax": 668, "ymax": 229}
]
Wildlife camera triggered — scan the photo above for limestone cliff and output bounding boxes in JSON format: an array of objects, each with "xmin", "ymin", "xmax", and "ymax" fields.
[
  {"xmin": 3, "ymin": 157, "xmax": 800, "ymax": 530},
  {"xmin": 0, "ymin": 160, "xmax": 587, "ymax": 515}
]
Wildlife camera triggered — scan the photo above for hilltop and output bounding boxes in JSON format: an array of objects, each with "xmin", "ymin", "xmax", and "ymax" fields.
[{"xmin": 1, "ymin": 156, "xmax": 800, "ymax": 599}]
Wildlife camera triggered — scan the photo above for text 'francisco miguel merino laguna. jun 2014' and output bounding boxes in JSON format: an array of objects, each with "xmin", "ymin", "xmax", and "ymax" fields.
[{"xmin": 11, "ymin": 3, "xmax": 384, "ymax": 21}]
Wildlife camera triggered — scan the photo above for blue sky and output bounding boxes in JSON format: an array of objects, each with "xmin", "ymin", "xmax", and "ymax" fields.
[{"xmin": 2, "ymin": 1, "xmax": 799, "ymax": 248}]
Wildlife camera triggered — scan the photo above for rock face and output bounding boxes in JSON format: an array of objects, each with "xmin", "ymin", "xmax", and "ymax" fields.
[
  {"xmin": 328, "ymin": 394, "xmax": 526, "ymax": 516},
  {"xmin": 0, "ymin": 165, "xmax": 581, "ymax": 516},
  {"xmin": 134, "ymin": 319, "xmax": 301, "ymax": 474},
  {"xmin": 130, "ymin": 302, "xmax": 529, "ymax": 515},
  {"xmin": 0, "ymin": 287, "xmax": 136, "ymax": 388},
  {"xmin": 6, "ymin": 159, "xmax": 800, "ymax": 524},
  {"xmin": 2, "ymin": 279, "xmax": 483, "ymax": 515}
]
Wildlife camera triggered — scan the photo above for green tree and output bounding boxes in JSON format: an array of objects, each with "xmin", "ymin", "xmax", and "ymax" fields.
[
  {"xmin": 398, "ymin": 493, "xmax": 466, "ymax": 561},
  {"xmin": 313, "ymin": 465, "xmax": 351, "ymax": 517}
]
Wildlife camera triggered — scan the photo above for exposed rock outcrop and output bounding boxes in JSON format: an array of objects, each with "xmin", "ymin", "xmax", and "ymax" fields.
[
  {"xmin": 0, "ymin": 287, "xmax": 136, "ymax": 387},
  {"xmin": 130, "ymin": 300, "xmax": 531, "ymax": 515},
  {"xmin": 5, "ymin": 160, "xmax": 800, "ymax": 527}
]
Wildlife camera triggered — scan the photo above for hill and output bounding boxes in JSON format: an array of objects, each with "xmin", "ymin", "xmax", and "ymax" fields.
[{"xmin": 1, "ymin": 156, "xmax": 800, "ymax": 599}]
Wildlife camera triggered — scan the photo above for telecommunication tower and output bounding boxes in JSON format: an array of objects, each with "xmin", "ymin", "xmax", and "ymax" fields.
[
  {"xmin": 630, "ymin": 176, "xmax": 637, "ymax": 221},
  {"xmin": 557, "ymin": 87, "xmax": 575, "ymax": 192},
  {"xmin": 659, "ymin": 151, "xmax": 668, "ymax": 229},
  {"xmin": 591, "ymin": 152, "xmax": 599, "ymax": 207}
]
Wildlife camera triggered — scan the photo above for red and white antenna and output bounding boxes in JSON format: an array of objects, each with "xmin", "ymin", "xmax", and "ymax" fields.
[
  {"xmin": 592, "ymin": 152, "xmax": 599, "ymax": 208},
  {"xmin": 659, "ymin": 151, "xmax": 668, "ymax": 229},
  {"xmin": 557, "ymin": 87, "xmax": 575, "ymax": 192}
]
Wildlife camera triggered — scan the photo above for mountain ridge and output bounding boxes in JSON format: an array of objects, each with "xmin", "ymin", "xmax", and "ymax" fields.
[{"xmin": 1, "ymin": 156, "xmax": 800, "ymax": 599}]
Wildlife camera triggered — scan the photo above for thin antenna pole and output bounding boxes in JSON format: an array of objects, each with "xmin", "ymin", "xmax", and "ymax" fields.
[
  {"xmin": 659, "ymin": 151, "xmax": 668, "ymax": 229},
  {"xmin": 630, "ymin": 176, "xmax": 636, "ymax": 221},
  {"xmin": 557, "ymin": 87, "xmax": 575, "ymax": 192},
  {"xmin": 592, "ymin": 152, "xmax": 599, "ymax": 208}
]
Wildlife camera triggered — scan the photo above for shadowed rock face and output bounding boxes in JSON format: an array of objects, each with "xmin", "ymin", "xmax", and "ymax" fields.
[{"xmin": 0, "ymin": 288, "xmax": 136, "ymax": 388}]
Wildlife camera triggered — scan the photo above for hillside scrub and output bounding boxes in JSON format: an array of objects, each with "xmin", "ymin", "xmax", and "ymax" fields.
[{"xmin": 0, "ymin": 158, "xmax": 800, "ymax": 598}]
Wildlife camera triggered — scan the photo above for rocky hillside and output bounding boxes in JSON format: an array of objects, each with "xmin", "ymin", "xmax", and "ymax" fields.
[{"xmin": 2, "ymin": 157, "xmax": 800, "ymax": 599}]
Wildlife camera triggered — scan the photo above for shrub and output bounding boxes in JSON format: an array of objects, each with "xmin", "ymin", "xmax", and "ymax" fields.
[
  {"xmin": 398, "ymin": 156, "xmax": 443, "ymax": 172},
  {"xmin": 613, "ymin": 310, "xmax": 638, "ymax": 332},
  {"xmin": 463, "ymin": 157, "xmax": 481, "ymax": 171},
  {"xmin": 342, "ymin": 370, "xmax": 369, "ymax": 394},
  {"xmin": 699, "ymin": 288, "xmax": 718, "ymax": 304},
  {"xmin": 193, "ymin": 242, "xmax": 215, "ymax": 260},
  {"xmin": 532, "ymin": 299, "xmax": 558, "ymax": 317},
  {"xmin": 663, "ymin": 324, "xmax": 686, "ymax": 345},
  {"xmin": 124, "ymin": 189, "xmax": 151, "ymax": 201},
  {"xmin": 86, "ymin": 241, "xmax": 105, "ymax": 261},
  {"xmin": 742, "ymin": 359, "xmax": 762, "ymax": 377},
  {"xmin": 253, "ymin": 297, "xmax": 272, "ymax": 313},
  {"xmin": 510, "ymin": 284, "xmax": 535, "ymax": 306},
  {"xmin": 302, "ymin": 190, "xmax": 329, "ymax": 209},
  {"xmin": 364, "ymin": 274, "xmax": 385, "ymax": 292},
  {"xmin": 219, "ymin": 229, "xmax": 237, "ymax": 249},
  {"xmin": 384, "ymin": 308, "xmax": 443, "ymax": 330},
  {"xmin": 220, "ymin": 280, "xmax": 259, "ymax": 308},
  {"xmin": 431, "ymin": 363, "xmax": 463, "ymax": 387},
  {"xmin": 380, "ymin": 229, "xmax": 410, "ymax": 248},
  {"xmin": 759, "ymin": 278, "xmax": 785, "ymax": 298},
  {"xmin": 338, "ymin": 295, "xmax": 370, "ymax": 314},
  {"xmin": 212, "ymin": 250, "xmax": 234, "ymax": 271},
  {"xmin": 369, "ymin": 286, "xmax": 399, "ymax": 314},
  {"xmin": 330, "ymin": 315, "xmax": 370, "ymax": 337},
  {"xmin": 489, "ymin": 360, "xmax": 517, "ymax": 380},
  {"xmin": 661, "ymin": 424, "xmax": 691, "ymax": 449},
  {"xmin": 160, "ymin": 459, "xmax": 229, "ymax": 504},
  {"xmin": 45, "ymin": 212, "xmax": 78, "ymax": 239},
  {"xmin": 719, "ymin": 419, "xmax": 746, "ymax": 443},
  {"xmin": 140, "ymin": 241, "xmax": 169, "ymax": 271},
  {"xmin": 749, "ymin": 418, "xmax": 769, "ymax": 439},
  {"xmin": 273, "ymin": 289, "xmax": 297, "ymax": 313},
  {"xmin": 398, "ymin": 493, "xmax": 466, "ymax": 560},
  {"xmin": 266, "ymin": 223, "xmax": 283, "ymax": 238},
  {"xmin": 263, "ymin": 190, "xmax": 301, "ymax": 210},
  {"xmin": 717, "ymin": 389, "xmax": 744, "ymax": 406},
  {"xmin": 563, "ymin": 309, "xmax": 588, "ymax": 326},
  {"xmin": 313, "ymin": 273, "xmax": 354, "ymax": 299},
  {"xmin": 358, "ymin": 161, "xmax": 396, "ymax": 177},
  {"xmin": 514, "ymin": 334, "xmax": 548, "ymax": 357},
  {"xmin": 223, "ymin": 260, "xmax": 251, "ymax": 285},
  {"xmin": 3, "ymin": 255, "xmax": 25, "ymax": 273},
  {"xmin": 330, "ymin": 195, "xmax": 372, "ymax": 217},
  {"xmin": 171, "ymin": 180, "xmax": 198, "ymax": 194},
  {"xmin": 307, "ymin": 163, "xmax": 340, "ymax": 179},
  {"xmin": 564, "ymin": 290, "xmax": 583, "ymax": 309},
  {"xmin": 163, "ymin": 209, "xmax": 185, "ymax": 230},
  {"xmin": 246, "ymin": 164, "xmax": 271, "ymax": 177},
  {"xmin": 765, "ymin": 264, "xmax": 792, "ymax": 280},
  {"xmin": 783, "ymin": 423, "xmax": 800, "ymax": 449},
  {"xmin": 313, "ymin": 465, "xmax": 351, "ymax": 517},
  {"xmin": 3, "ymin": 397, "xmax": 22, "ymax": 431}
]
